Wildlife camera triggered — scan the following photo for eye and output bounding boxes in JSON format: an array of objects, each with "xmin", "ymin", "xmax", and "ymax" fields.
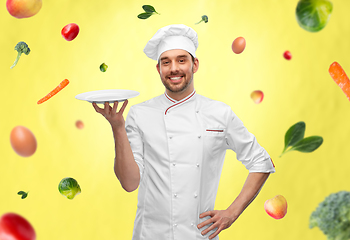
[
  {"xmin": 162, "ymin": 61, "xmax": 169, "ymax": 65},
  {"xmin": 179, "ymin": 59, "xmax": 185, "ymax": 63}
]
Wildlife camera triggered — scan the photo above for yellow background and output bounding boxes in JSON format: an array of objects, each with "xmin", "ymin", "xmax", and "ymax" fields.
[{"xmin": 0, "ymin": 0, "xmax": 348, "ymax": 239}]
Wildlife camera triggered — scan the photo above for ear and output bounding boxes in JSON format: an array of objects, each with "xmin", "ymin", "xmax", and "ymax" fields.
[
  {"xmin": 156, "ymin": 63, "xmax": 160, "ymax": 74},
  {"xmin": 192, "ymin": 58, "xmax": 199, "ymax": 73}
]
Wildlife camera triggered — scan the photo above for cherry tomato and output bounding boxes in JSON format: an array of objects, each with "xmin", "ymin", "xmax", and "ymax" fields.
[
  {"xmin": 61, "ymin": 23, "xmax": 80, "ymax": 41},
  {"xmin": 283, "ymin": 50, "xmax": 292, "ymax": 60},
  {"xmin": 0, "ymin": 213, "xmax": 36, "ymax": 240}
]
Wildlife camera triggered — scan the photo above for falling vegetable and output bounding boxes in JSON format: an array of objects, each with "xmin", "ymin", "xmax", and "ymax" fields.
[
  {"xmin": 137, "ymin": 5, "xmax": 159, "ymax": 19},
  {"xmin": 329, "ymin": 62, "xmax": 350, "ymax": 101},
  {"xmin": 283, "ymin": 50, "xmax": 292, "ymax": 60},
  {"xmin": 0, "ymin": 213, "xmax": 36, "ymax": 240},
  {"xmin": 296, "ymin": 0, "xmax": 333, "ymax": 32},
  {"xmin": 58, "ymin": 177, "xmax": 81, "ymax": 200},
  {"xmin": 10, "ymin": 41, "xmax": 30, "ymax": 69},
  {"xmin": 61, "ymin": 23, "xmax": 80, "ymax": 41},
  {"xmin": 279, "ymin": 121, "xmax": 323, "ymax": 157},
  {"xmin": 37, "ymin": 79, "xmax": 69, "ymax": 104},
  {"xmin": 17, "ymin": 191, "xmax": 28, "ymax": 199},
  {"xmin": 100, "ymin": 63, "xmax": 108, "ymax": 72},
  {"xmin": 310, "ymin": 191, "xmax": 350, "ymax": 240},
  {"xmin": 195, "ymin": 15, "xmax": 208, "ymax": 24}
]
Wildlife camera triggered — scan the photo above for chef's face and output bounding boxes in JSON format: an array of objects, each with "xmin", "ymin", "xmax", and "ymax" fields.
[{"xmin": 156, "ymin": 49, "xmax": 199, "ymax": 94}]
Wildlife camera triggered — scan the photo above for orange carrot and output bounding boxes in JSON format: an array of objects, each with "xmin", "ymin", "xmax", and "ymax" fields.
[
  {"xmin": 37, "ymin": 79, "xmax": 70, "ymax": 104},
  {"xmin": 329, "ymin": 62, "xmax": 350, "ymax": 101}
]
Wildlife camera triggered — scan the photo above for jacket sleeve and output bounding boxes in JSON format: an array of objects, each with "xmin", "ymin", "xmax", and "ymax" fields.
[
  {"xmin": 125, "ymin": 106, "xmax": 145, "ymax": 182},
  {"xmin": 224, "ymin": 108, "xmax": 275, "ymax": 173}
]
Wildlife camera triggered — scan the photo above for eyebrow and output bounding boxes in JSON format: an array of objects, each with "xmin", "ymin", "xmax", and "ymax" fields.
[{"xmin": 160, "ymin": 55, "xmax": 189, "ymax": 61}]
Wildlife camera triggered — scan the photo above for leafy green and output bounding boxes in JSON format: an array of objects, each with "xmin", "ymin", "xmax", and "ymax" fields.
[
  {"xmin": 283, "ymin": 121, "xmax": 305, "ymax": 152},
  {"xmin": 137, "ymin": 12, "xmax": 153, "ymax": 19},
  {"xmin": 296, "ymin": 0, "xmax": 333, "ymax": 32},
  {"xmin": 195, "ymin": 15, "xmax": 209, "ymax": 24},
  {"xmin": 17, "ymin": 191, "xmax": 28, "ymax": 199},
  {"xmin": 58, "ymin": 177, "xmax": 81, "ymax": 200},
  {"xmin": 289, "ymin": 136, "xmax": 323, "ymax": 153},
  {"xmin": 279, "ymin": 121, "xmax": 323, "ymax": 157},
  {"xmin": 138, "ymin": 5, "xmax": 159, "ymax": 19},
  {"xmin": 142, "ymin": 5, "xmax": 157, "ymax": 14},
  {"xmin": 310, "ymin": 191, "xmax": 350, "ymax": 240}
]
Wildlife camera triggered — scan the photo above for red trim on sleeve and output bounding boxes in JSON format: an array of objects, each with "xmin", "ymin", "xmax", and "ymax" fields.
[
  {"xmin": 165, "ymin": 91, "xmax": 196, "ymax": 115},
  {"xmin": 270, "ymin": 158, "xmax": 275, "ymax": 168}
]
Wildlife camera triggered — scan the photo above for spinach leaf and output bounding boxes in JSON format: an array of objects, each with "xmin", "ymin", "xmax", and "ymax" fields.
[
  {"xmin": 142, "ymin": 5, "xmax": 157, "ymax": 13},
  {"xmin": 17, "ymin": 191, "xmax": 29, "ymax": 199},
  {"xmin": 284, "ymin": 121, "xmax": 305, "ymax": 151},
  {"xmin": 137, "ymin": 12, "xmax": 153, "ymax": 19},
  {"xmin": 290, "ymin": 136, "xmax": 323, "ymax": 153},
  {"xmin": 279, "ymin": 121, "xmax": 323, "ymax": 157}
]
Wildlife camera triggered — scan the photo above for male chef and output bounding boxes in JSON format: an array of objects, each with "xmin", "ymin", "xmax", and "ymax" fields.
[{"xmin": 92, "ymin": 24, "xmax": 275, "ymax": 240}]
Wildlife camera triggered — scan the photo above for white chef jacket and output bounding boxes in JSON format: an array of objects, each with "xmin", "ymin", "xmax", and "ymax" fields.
[{"xmin": 125, "ymin": 90, "xmax": 275, "ymax": 240}]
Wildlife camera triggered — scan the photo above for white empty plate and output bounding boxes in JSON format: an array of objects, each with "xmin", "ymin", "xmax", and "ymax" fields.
[{"xmin": 75, "ymin": 89, "xmax": 139, "ymax": 104}]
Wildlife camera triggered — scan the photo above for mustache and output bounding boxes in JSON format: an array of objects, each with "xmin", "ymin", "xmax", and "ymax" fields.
[{"xmin": 166, "ymin": 71, "xmax": 184, "ymax": 77}]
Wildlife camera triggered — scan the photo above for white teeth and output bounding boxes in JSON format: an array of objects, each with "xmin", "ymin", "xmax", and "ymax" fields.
[{"xmin": 170, "ymin": 77, "xmax": 181, "ymax": 80}]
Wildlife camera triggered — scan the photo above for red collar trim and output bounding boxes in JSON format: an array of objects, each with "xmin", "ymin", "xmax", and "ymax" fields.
[
  {"xmin": 165, "ymin": 93, "xmax": 176, "ymax": 103},
  {"xmin": 165, "ymin": 91, "xmax": 196, "ymax": 115}
]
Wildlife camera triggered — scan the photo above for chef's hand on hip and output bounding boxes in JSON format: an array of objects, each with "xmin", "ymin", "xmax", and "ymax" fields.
[
  {"xmin": 197, "ymin": 210, "xmax": 236, "ymax": 239},
  {"xmin": 92, "ymin": 100, "xmax": 128, "ymax": 129}
]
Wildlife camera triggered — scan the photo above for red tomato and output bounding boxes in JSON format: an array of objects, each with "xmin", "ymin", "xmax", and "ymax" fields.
[
  {"xmin": 0, "ymin": 213, "xmax": 36, "ymax": 240},
  {"xmin": 61, "ymin": 23, "xmax": 80, "ymax": 41},
  {"xmin": 283, "ymin": 50, "xmax": 292, "ymax": 60}
]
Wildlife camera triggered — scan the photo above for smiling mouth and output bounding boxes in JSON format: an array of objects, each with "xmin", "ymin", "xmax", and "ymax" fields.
[{"xmin": 168, "ymin": 76, "xmax": 183, "ymax": 83}]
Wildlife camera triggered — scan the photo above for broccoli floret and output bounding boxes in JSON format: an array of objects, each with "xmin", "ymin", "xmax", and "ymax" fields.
[
  {"xmin": 10, "ymin": 41, "xmax": 30, "ymax": 69},
  {"xmin": 195, "ymin": 15, "xmax": 208, "ymax": 25},
  {"xmin": 310, "ymin": 191, "xmax": 350, "ymax": 240}
]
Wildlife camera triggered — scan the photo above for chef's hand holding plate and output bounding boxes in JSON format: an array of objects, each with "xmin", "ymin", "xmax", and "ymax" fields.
[{"xmin": 92, "ymin": 100, "xmax": 128, "ymax": 129}]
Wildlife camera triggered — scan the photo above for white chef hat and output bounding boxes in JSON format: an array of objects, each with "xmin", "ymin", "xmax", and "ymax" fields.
[{"xmin": 143, "ymin": 24, "xmax": 198, "ymax": 61}]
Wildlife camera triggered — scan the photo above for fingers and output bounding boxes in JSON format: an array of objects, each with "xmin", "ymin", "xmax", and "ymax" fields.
[
  {"xmin": 197, "ymin": 217, "xmax": 215, "ymax": 229},
  {"xmin": 104, "ymin": 102, "xmax": 111, "ymax": 115},
  {"xmin": 92, "ymin": 100, "xmax": 129, "ymax": 117},
  {"xmin": 112, "ymin": 101, "xmax": 119, "ymax": 113},
  {"xmin": 119, "ymin": 99, "xmax": 128, "ymax": 114},
  {"xmin": 203, "ymin": 221, "xmax": 219, "ymax": 234},
  {"xmin": 208, "ymin": 226, "xmax": 222, "ymax": 240},
  {"xmin": 199, "ymin": 210, "xmax": 214, "ymax": 219},
  {"xmin": 92, "ymin": 102, "xmax": 103, "ymax": 113}
]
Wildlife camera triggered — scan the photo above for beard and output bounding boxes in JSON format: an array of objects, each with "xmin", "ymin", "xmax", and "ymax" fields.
[{"xmin": 161, "ymin": 68, "xmax": 194, "ymax": 93}]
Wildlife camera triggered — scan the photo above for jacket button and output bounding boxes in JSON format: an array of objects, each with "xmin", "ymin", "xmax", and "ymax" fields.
[
  {"xmin": 194, "ymin": 193, "xmax": 198, "ymax": 198},
  {"xmin": 173, "ymin": 163, "xmax": 176, "ymax": 166},
  {"xmin": 174, "ymin": 223, "xmax": 177, "ymax": 227},
  {"xmin": 169, "ymin": 136, "xmax": 172, "ymax": 139},
  {"xmin": 174, "ymin": 193, "xmax": 177, "ymax": 197},
  {"xmin": 196, "ymin": 163, "xmax": 200, "ymax": 167},
  {"xmin": 198, "ymin": 136, "xmax": 201, "ymax": 138}
]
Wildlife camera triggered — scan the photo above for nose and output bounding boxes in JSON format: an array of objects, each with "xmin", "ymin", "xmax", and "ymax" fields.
[{"xmin": 170, "ymin": 61, "xmax": 179, "ymax": 72}]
